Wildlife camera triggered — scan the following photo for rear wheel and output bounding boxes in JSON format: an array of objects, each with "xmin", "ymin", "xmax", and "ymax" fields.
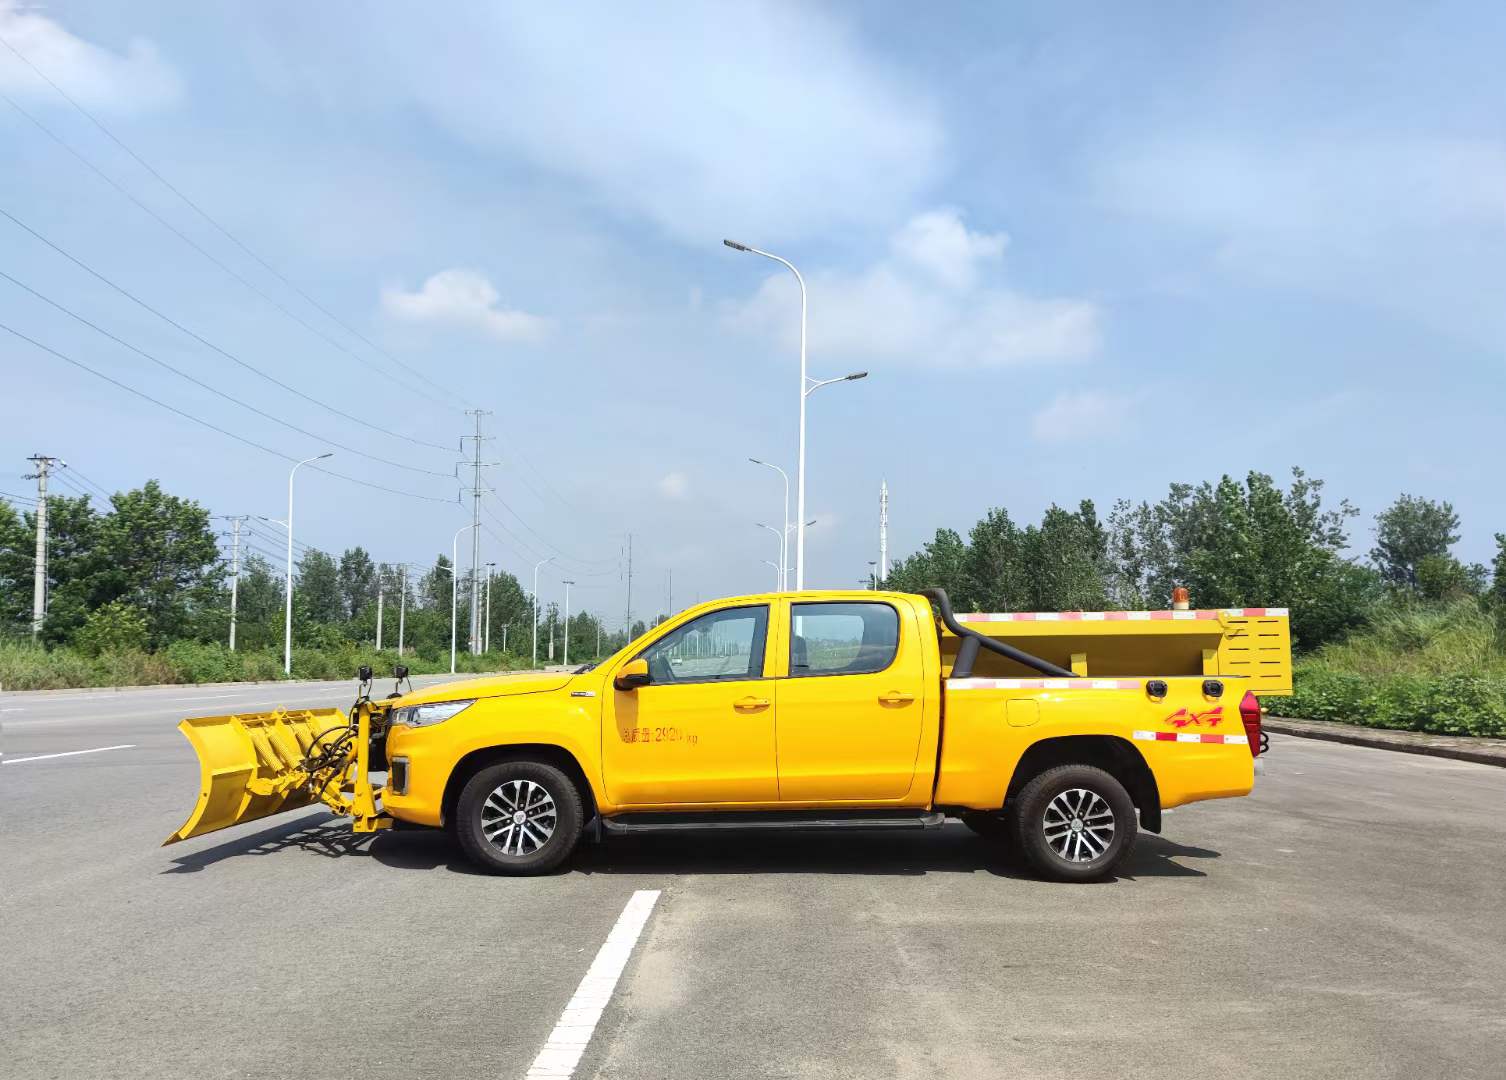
[
  {"xmin": 1012, "ymin": 764, "xmax": 1136, "ymax": 882},
  {"xmin": 454, "ymin": 760, "xmax": 583, "ymax": 875}
]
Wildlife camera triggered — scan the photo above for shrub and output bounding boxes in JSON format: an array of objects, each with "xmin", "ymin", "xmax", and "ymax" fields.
[
  {"xmin": 1285, "ymin": 666, "xmax": 1506, "ymax": 738},
  {"xmin": 72, "ymin": 601, "xmax": 149, "ymax": 657}
]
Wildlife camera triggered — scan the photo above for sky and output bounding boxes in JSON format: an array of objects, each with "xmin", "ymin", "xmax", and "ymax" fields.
[{"xmin": 1, "ymin": 1, "xmax": 1502, "ymax": 627}]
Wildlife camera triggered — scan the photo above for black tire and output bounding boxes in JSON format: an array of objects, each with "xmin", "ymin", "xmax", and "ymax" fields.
[
  {"xmin": 1012, "ymin": 764, "xmax": 1137, "ymax": 882},
  {"xmin": 454, "ymin": 760, "xmax": 584, "ymax": 876}
]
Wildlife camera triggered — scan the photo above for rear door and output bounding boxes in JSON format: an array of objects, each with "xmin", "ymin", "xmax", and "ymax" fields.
[{"xmin": 775, "ymin": 599, "xmax": 928, "ymax": 802}]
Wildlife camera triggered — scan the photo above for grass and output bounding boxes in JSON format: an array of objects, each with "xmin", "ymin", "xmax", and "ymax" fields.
[
  {"xmin": 1282, "ymin": 600, "xmax": 1506, "ymax": 738},
  {"xmin": 0, "ymin": 639, "xmax": 584, "ymax": 691}
]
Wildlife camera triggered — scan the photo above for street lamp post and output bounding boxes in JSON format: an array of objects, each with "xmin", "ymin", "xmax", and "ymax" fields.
[
  {"xmin": 762, "ymin": 559, "xmax": 782, "ymax": 591},
  {"xmin": 755, "ymin": 522, "xmax": 784, "ymax": 588},
  {"xmin": 725, "ymin": 239, "xmax": 867, "ymax": 588},
  {"xmin": 283, "ymin": 452, "xmax": 332, "ymax": 675},
  {"xmin": 532, "ymin": 557, "xmax": 556, "ymax": 668},
  {"xmin": 749, "ymin": 458, "xmax": 790, "ymax": 589},
  {"xmin": 450, "ymin": 523, "xmax": 477, "ymax": 675}
]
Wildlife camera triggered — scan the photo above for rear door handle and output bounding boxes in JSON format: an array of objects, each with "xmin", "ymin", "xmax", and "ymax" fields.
[
  {"xmin": 733, "ymin": 696, "xmax": 770, "ymax": 710},
  {"xmin": 878, "ymin": 691, "xmax": 915, "ymax": 705}
]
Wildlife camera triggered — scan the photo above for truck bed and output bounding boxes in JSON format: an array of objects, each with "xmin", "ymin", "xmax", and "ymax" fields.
[{"xmin": 941, "ymin": 607, "xmax": 1292, "ymax": 695}]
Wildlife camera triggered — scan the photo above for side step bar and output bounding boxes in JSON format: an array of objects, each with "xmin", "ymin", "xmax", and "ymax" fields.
[{"xmin": 601, "ymin": 809, "xmax": 946, "ymax": 834}]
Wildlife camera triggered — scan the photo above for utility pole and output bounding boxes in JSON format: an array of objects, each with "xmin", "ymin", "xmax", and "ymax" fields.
[
  {"xmin": 665, "ymin": 568, "xmax": 672, "ymax": 618},
  {"xmin": 223, "ymin": 515, "xmax": 248, "ymax": 650},
  {"xmin": 484, "ymin": 562, "xmax": 495, "ymax": 652},
  {"xmin": 461, "ymin": 410, "xmax": 496, "ymax": 655},
  {"xmin": 376, "ymin": 574, "xmax": 384, "ymax": 651},
  {"xmin": 23, "ymin": 455, "xmax": 61, "ymax": 638},
  {"xmin": 397, "ymin": 565, "xmax": 407, "ymax": 656},
  {"xmin": 562, "ymin": 580, "xmax": 575, "ymax": 667},
  {"xmin": 623, "ymin": 533, "xmax": 633, "ymax": 640},
  {"xmin": 500, "ymin": 623, "xmax": 508, "ymax": 655},
  {"xmin": 879, "ymin": 479, "xmax": 889, "ymax": 585},
  {"xmin": 595, "ymin": 619, "xmax": 601, "ymax": 659}
]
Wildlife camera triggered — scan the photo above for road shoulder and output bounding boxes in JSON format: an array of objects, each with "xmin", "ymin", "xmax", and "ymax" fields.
[{"xmin": 1266, "ymin": 715, "xmax": 1506, "ymax": 768}]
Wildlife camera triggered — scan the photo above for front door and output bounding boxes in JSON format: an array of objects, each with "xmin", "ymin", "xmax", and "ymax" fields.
[
  {"xmin": 776, "ymin": 600, "xmax": 927, "ymax": 802},
  {"xmin": 601, "ymin": 604, "xmax": 778, "ymax": 806}
]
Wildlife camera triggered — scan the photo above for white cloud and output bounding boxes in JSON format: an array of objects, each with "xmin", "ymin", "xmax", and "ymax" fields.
[
  {"xmin": 890, "ymin": 208, "xmax": 1007, "ymax": 290},
  {"xmin": 656, "ymin": 471, "xmax": 689, "ymax": 500},
  {"xmin": 288, "ymin": 5, "xmax": 941, "ymax": 245},
  {"xmin": 726, "ymin": 208, "xmax": 1100, "ymax": 369},
  {"xmin": 0, "ymin": 1, "xmax": 180, "ymax": 112},
  {"xmin": 1030, "ymin": 391, "xmax": 1138, "ymax": 443},
  {"xmin": 380, "ymin": 269, "xmax": 550, "ymax": 342}
]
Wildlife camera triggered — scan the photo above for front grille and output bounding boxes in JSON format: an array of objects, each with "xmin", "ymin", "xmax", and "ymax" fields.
[{"xmin": 389, "ymin": 757, "xmax": 409, "ymax": 795}]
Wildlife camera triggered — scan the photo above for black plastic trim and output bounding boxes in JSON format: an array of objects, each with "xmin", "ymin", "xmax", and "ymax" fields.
[
  {"xmin": 602, "ymin": 809, "xmax": 945, "ymax": 833},
  {"xmin": 921, "ymin": 588, "xmax": 1077, "ymax": 679}
]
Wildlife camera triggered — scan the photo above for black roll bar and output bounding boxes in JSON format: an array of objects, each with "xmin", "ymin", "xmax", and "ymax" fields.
[{"xmin": 919, "ymin": 588, "xmax": 1077, "ymax": 680}]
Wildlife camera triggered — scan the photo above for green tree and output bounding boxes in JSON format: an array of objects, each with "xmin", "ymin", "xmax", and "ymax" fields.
[
  {"xmin": 1371, "ymin": 495, "xmax": 1461, "ymax": 589},
  {"xmin": 964, "ymin": 508, "xmax": 1030, "ymax": 612},
  {"xmin": 0, "ymin": 499, "xmax": 33, "ymax": 634},
  {"xmin": 34, "ymin": 494, "xmax": 105, "ymax": 645},
  {"xmin": 1491, "ymin": 534, "xmax": 1506, "ymax": 609},
  {"xmin": 1021, "ymin": 501, "xmax": 1109, "ymax": 611},
  {"xmin": 296, "ymin": 550, "xmax": 343, "ymax": 626},
  {"xmin": 1105, "ymin": 468, "xmax": 1365, "ymax": 648},
  {"xmin": 338, "ymin": 547, "xmax": 377, "ymax": 619},
  {"xmin": 885, "ymin": 528, "xmax": 971, "ymax": 606},
  {"xmin": 231, "ymin": 554, "xmax": 285, "ymax": 651},
  {"xmin": 1415, "ymin": 554, "xmax": 1485, "ymax": 602},
  {"xmin": 88, "ymin": 482, "xmax": 220, "ymax": 647}
]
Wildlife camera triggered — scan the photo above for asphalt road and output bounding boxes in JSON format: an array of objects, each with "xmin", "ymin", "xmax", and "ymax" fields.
[{"xmin": 3, "ymin": 679, "xmax": 1504, "ymax": 1079}]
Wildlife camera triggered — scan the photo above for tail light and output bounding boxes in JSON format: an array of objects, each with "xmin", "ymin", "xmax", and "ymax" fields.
[{"xmin": 1239, "ymin": 691, "xmax": 1262, "ymax": 757}]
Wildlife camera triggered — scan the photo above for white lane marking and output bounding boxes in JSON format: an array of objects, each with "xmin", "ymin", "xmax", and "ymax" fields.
[
  {"xmin": 2, "ymin": 744, "xmax": 136, "ymax": 764},
  {"xmin": 525, "ymin": 889, "xmax": 661, "ymax": 1079}
]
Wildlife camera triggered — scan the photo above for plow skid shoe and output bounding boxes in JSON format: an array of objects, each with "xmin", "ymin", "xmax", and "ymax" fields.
[{"xmin": 164, "ymin": 708, "xmax": 351, "ymax": 845}]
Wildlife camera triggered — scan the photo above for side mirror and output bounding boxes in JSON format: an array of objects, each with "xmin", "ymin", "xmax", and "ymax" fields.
[{"xmin": 613, "ymin": 658, "xmax": 651, "ymax": 692}]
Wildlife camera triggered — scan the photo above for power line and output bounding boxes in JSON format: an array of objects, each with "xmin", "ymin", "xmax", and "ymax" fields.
[
  {"xmin": 0, "ymin": 87, "xmax": 462, "ymax": 412},
  {"xmin": 0, "ymin": 205, "xmax": 453, "ymax": 453},
  {"xmin": 0, "ymin": 318, "xmax": 454, "ymax": 504},
  {"xmin": 0, "ymin": 269, "xmax": 456, "ymax": 480},
  {"xmin": 481, "ymin": 476, "xmax": 617, "ymax": 568},
  {"xmin": 0, "ymin": 31, "xmax": 468, "ymax": 411},
  {"xmin": 60, "ymin": 465, "xmax": 112, "ymax": 500}
]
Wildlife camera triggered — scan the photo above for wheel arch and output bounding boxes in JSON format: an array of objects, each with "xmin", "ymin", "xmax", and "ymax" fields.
[
  {"xmin": 1005, "ymin": 735, "xmax": 1161, "ymax": 833},
  {"xmin": 441, "ymin": 743, "xmax": 599, "ymax": 829}
]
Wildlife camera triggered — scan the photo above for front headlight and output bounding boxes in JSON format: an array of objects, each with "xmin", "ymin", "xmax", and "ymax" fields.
[{"xmin": 389, "ymin": 699, "xmax": 475, "ymax": 728}]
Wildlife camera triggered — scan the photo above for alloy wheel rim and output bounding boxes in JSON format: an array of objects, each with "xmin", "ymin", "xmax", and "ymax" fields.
[
  {"xmin": 480, "ymin": 779, "xmax": 558, "ymax": 856},
  {"xmin": 1042, "ymin": 787, "xmax": 1115, "ymax": 862}
]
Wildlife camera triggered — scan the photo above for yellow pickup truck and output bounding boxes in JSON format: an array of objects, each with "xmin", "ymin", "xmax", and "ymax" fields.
[{"xmin": 168, "ymin": 588, "xmax": 1282, "ymax": 882}]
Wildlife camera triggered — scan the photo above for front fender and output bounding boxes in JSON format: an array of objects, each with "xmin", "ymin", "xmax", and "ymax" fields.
[{"xmin": 382, "ymin": 693, "xmax": 605, "ymax": 826}]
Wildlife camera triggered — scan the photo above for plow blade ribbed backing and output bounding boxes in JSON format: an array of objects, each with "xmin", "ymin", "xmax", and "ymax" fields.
[{"xmin": 164, "ymin": 708, "xmax": 350, "ymax": 845}]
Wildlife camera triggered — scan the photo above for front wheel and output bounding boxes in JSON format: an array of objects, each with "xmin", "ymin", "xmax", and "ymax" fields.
[
  {"xmin": 454, "ymin": 760, "xmax": 584, "ymax": 875},
  {"xmin": 1012, "ymin": 764, "xmax": 1137, "ymax": 882}
]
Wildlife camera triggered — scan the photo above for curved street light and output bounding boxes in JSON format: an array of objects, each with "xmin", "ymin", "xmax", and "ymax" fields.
[{"xmin": 725, "ymin": 238, "xmax": 867, "ymax": 587}]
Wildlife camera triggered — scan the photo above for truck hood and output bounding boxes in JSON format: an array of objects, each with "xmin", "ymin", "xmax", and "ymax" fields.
[{"xmin": 394, "ymin": 671, "xmax": 574, "ymax": 706}]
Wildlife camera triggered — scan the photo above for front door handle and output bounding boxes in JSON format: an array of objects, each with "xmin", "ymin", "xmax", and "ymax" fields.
[
  {"xmin": 878, "ymin": 691, "xmax": 915, "ymax": 705},
  {"xmin": 733, "ymin": 696, "xmax": 770, "ymax": 710}
]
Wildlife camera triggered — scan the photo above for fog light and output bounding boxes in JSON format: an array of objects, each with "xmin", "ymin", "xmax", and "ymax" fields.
[{"xmin": 389, "ymin": 757, "xmax": 409, "ymax": 795}]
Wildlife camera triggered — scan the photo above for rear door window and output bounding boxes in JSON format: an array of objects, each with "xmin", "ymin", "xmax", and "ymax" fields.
[{"xmin": 788, "ymin": 602, "xmax": 899, "ymax": 677}]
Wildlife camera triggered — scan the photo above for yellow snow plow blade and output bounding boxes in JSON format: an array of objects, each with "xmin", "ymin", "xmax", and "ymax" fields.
[{"xmin": 164, "ymin": 707, "xmax": 365, "ymax": 846}]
